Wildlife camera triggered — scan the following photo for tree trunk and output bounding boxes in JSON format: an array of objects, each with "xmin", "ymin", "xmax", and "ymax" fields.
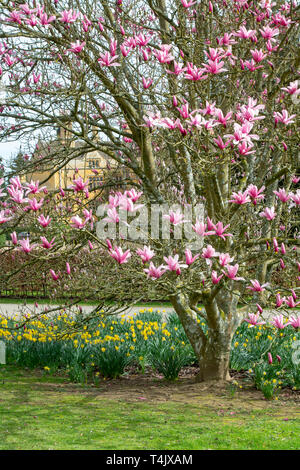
[
  {"xmin": 196, "ymin": 327, "xmax": 232, "ymax": 382},
  {"xmin": 170, "ymin": 289, "xmax": 241, "ymax": 383}
]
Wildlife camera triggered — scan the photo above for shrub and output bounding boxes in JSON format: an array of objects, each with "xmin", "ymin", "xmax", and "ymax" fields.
[
  {"xmin": 147, "ymin": 336, "xmax": 194, "ymax": 380},
  {"xmin": 92, "ymin": 342, "xmax": 131, "ymax": 378}
]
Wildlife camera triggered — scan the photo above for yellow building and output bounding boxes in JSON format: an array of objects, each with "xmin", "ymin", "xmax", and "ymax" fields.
[
  {"xmin": 23, "ymin": 126, "xmax": 110, "ymax": 193},
  {"xmin": 21, "ymin": 124, "xmax": 137, "ymax": 207}
]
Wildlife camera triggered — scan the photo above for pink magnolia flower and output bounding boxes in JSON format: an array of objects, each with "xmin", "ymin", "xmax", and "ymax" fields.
[
  {"xmin": 118, "ymin": 195, "xmax": 144, "ymax": 213},
  {"xmin": 216, "ymin": 33, "xmax": 237, "ymax": 46},
  {"xmin": 135, "ymin": 33, "xmax": 151, "ymax": 47},
  {"xmin": 36, "ymin": 13, "xmax": 50, "ymax": 26},
  {"xmin": 273, "ymin": 237, "xmax": 279, "ymax": 253},
  {"xmin": 163, "ymin": 254, "xmax": 187, "ymax": 275},
  {"xmin": 176, "ymin": 103, "xmax": 190, "ymax": 119},
  {"xmin": 153, "ymin": 44, "xmax": 174, "ymax": 64},
  {"xmin": 273, "ymin": 110, "xmax": 296, "ymax": 125},
  {"xmin": 180, "ymin": 0, "xmax": 196, "ymax": 7},
  {"xmin": 250, "ymin": 49, "xmax": 267, "ymax": 63},
  {"xmin": 271, "ymin": 314, "xmax": 286, "ymax": 329},
  {"xmin": 206, "ymin": 217, "xmax": 215, "ymax": 231},
  {"xmin": 144, "ymin": 262, "xmax": 166, "ymax": 280},
  {"xmin": 192, "ymin": 221, "xmax": 215, "ymax": 237},
  {"xmin": 163, "ymin": 209, "xmax": 186, "ymax": 225},
  {"xmin": 37, "ymin": 215, "xmax": 51, "ymax": 228},
  {"xmin": 7, "ymin": 187, "xmax": 28, "ymax": 204},
  {"xmin": 244, "ymin": 59, "xmax": 264, "ymax": 72},
  {"xmin": 40, "ymin": 236, "xmax": 55, "ymax": 249},
  {"xmin": 82, "ymin": 15, "xmax": 92, "ymax": 32},
  {"xmin": 185, "ymin": 249, "xmax": 200, "ymax": 266},
  {"xmin": 19, "ymin": 238, "xmax": 36, "ymax": 254},
  {"xmin": 166, "ymin": 61, "xmax": 185, "ymax": 76},
  {"xmin": 66, "ymin": 262, "xmax": 71, "ymax": 275},
  {"xmin": 290, "ymin": 190, "xmax": 300, "ymax": 206},
  {"xmin": 8, "ymin": 10, "xmax": 25, "ymax": 24},
  {"xmin": 234, "ymin": 26, "xmax": 257, "ymax": 40},
  {"xmin": 184, "ymin": 63, "xmax": 207, "ymax": 81},
  {"xmin": 291, "ymin": 290, "xmax": 297, "ymax": 301},
  {"xmin": 244, "ymin": 313, "xmax": 266, "ymax": 327},
  {"xmin": 110, "ymin": 39, "xmax": 117, "ymax": 56},
  {"xmin": 229, "ymin": 190, "xmax": 251, "ymax": 204},
  {"xmin": 238, "ymin": 141, "xmax": 256, "ymax": 156},
  {"xmin": 276, "ymin": 293, "xmax": 286, "ymax": 308},
  {"xmin": 211, "ymin": 271, "xmax": 224, "ymax": 284},
  {"xmin": 26, "ymin": 14, "xmax": 38, "ymax": 27},
  {"xmin": 281, "ymin": 80, "xmax": 299, "ymax": 96},
  {"xmin": 285, "ymin": 296, "xmax": 300, "ymax": 308},
  {"xmin": 103, "ymin": 207, "xmax": 120, "ymax": 224},
  {"xmin": 0, "ymin": 210, "xmax": 13, "ymax": 224},
  {"xmin": 19, "ymin": 4, "xmax": 33, "ymax": 15},
  {"xmin": 212, "ymin": 221, "xmax": 232, "ymax": 240},
  {"xmin": 27, "ymin": 197, "xmax": 44, "ymax": 211},
  {"xmin": 125, "ymin": 188, "xmax": 143, "ymax": 202},
  {"xmin": 83, "ymin": 208, "xmax": 93, "ymax": 223},
  {"xmin": 10, "ymin": 232, "xmax": 18, "ymax": 245},
  {"xmin": 259, "ymin": 207, "xmax": 276, "ymax": 221},
  {"xmin": 98, "ymin": 52, "xmax": 121, "ymax": 67},
  {"xmin": 202, "ymin": 59, "xmax": 227, "ymax": 75},
  {"xmin": 108, "ymin": 194, "xmax": 121, "ymax": 208},
  {"xmin": 50, "ymin": 269, "xmax": 60, "ymax": 281},
  {"xmin": 59, "ymin": 9, "xmax": 79, "ymax": 24},
  {"xmin": 222, "ymin": 264, "xmax": 245, "ymax": 281},
  {"xmin": 70, "ymin": 177, "xmax": 89, "ymax": 193},
  {"xmin": 247, "ymin": 279, "xmax": 269, "ymax": 292},
  {"xmin": 227, "ymin": 122, "xmax": 260, "ymax": 145},
  {"xmin": 142, "ymin": 77, "xmax": 153, "ymax": 89},
  {"xmin": 109, "ymin": 246, "xmax": 131, "ymax": 264},
  {"xmin": 120, "ymin": 44, "xmax": 131, "ymax": 57},
  {"xmin": 136, "ymin": 246, "xmax": 155, "ymax": 263},
  {"xmin": 273, "ymin": 188, "xmax": 290, "ymax": 203},
  {"xmin": 280, "ymin": 243, "xmax": 286, "ymax": 255},
  {"xmin": 70, "ymin": 216, "xmax": 86, "ymax": 229},
  {"xmin": 213, "ymin": 136, "xmax": 231, "ymax": 149},
  {"xmin": 200, "ymin": 101, "xmax": 216, "ymax": 116},
  {"xmin": 287, "ymin": 315, "xmax": 300, "ymax": 328},
  {"xmin": 204, "ymin": 47, "xmax": 225, "ymax": 62},
  {"xmin": 219, "ymin": 253, "xmax": 234, "ymax": 267},
  {"xmin": 260, "ymin": 25, "xmax": 279, "ymax": 41},
  {"xmin": 215, "ymin": 110, "xmax": 232, "ymax": 127},
  {"xmin": 256, "ymin": 304, "xmax": 263, "ymax": 314},
  {"xmin": 246, "ymin": 184, "xmax": 265, "ymax": 205},
  {"xmin": 25, "ymin": 180, "xmax": 46, "ymax": 195},
  {"xmin": 202, "ymin": 245, "xmax": 219, "ymax": 260},
  {"xmin": 68, "ymin": 40, "xmax": 86, "ymax": 54}
]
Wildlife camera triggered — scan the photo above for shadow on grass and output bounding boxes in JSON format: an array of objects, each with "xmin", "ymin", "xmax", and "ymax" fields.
[{"xmin": 0, "ymin": 365, "xmax": 299, "ymax": 450}]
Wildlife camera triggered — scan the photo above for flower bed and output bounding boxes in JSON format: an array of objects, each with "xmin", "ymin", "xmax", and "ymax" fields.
[{"xmin": 1, "ymin": 308, "xmax": 299, "ymax": 399}]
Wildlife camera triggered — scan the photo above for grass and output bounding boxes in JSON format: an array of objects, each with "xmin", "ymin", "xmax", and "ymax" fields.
[{"xmin": 0, "ymin": 365, "xmax": 299, "ymax": 450}]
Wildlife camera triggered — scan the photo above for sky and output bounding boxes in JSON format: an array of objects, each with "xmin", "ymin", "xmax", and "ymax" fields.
[{"xmin": 0, "ymin": 141, "xmax": 21, "ymax": 166}]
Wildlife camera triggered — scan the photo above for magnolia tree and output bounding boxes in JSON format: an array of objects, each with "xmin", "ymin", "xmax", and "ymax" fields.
[{"xmin": 0, "ymin": 0, "xmax": 299, "ymax": 381}]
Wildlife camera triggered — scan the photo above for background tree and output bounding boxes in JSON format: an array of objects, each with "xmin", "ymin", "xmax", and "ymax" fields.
[{"xmin": 0, "ymin": 0, "xmax": 299, "ymax": 381}]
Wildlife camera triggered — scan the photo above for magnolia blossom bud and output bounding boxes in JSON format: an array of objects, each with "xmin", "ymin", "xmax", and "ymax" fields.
[{"xmin": 268, "ymin": 352, "xmax": 273, "ymax": 364}]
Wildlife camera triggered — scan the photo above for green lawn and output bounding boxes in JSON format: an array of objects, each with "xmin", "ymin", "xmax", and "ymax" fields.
[{"xmin": 0, "ymin": 366, "xmax": 299, "ymax": 450}]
